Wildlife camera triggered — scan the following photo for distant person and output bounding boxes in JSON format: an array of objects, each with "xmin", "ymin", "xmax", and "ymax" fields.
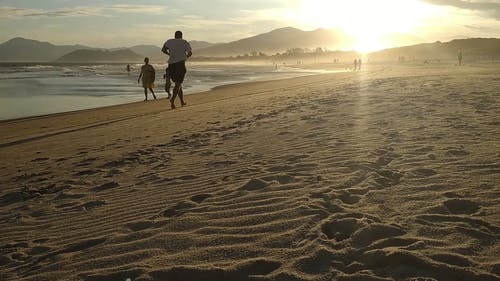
[
  {"xmin": 354, "ymin": 59, "xmax": 358, "ymax": 71},
  {"xmin": 164, "ymin": 67, "xmax": 172, "ymax": 99},
  {"xmin": 458, "ymin": 50, "xmax": 463, "ymax": 66},
  {"xmin": 358, "ymin": 58, "xmax": 362, "ymax": 70},
  {"xmin": 137, "ymin": 57, "xmax": 156, "ymax": 101},
  {"xmin": 162, "ymin": 30, "xmax": 192, "ymax": 109},
  {"xmin": 126, "ymin": 64, "xmax": 130, "ymax": 73}
]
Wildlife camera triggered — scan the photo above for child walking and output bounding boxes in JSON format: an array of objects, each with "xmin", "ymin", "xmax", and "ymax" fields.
[{"xmin": 138, "ymin": 57, "xmax": 156, "ymax": 101}]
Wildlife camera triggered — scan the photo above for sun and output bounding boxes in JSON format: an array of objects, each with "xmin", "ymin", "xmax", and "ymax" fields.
[{"xmin": 296, "ymin": 0, "xmax": 444, "ymax": 52}]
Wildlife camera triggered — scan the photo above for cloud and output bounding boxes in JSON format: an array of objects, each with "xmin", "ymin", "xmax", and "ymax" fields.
[
  {"xmin": 0, "ymin": 6, "xmax": 104, "ymax": 18},
  {"xmin": 0, "ymin": 5, "xmax": 166, "ymax": 18},
  {"xmin": 0, "ymin": 7, "xmax": 27, "ymax": 14},
  {"xmin": 462, "ymin": 22, "xmax": 500, "ymax": 34},
  {"xmin": 108, "ymin": 5, "xmax": 166, "ymax": 15},
  {"xmin": 422, "ymin": 0, "xmax": 500, "ymax": 19}
]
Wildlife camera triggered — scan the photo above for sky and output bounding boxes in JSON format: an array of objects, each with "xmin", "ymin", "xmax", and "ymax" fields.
[{"xmin": 1, "ymin": 0, "xmax": 499, "ymax": 50}]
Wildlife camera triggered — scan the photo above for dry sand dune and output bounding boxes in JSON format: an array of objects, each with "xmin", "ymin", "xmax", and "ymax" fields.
[{"xmin": 1, "ymin": 63, "xmax": 499, "ymax": 281}]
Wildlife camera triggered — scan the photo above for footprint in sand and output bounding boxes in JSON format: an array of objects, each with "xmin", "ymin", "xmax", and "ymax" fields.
[
  {"xmin": 73, "ymin": 200, "xmax": 106, "ymax": 211},
  {"xmin": 261, "ymin": 174, "xmax": 298, "ymax": 184},
  {"xmin": 100, "ymin": 159, "xmax": 127, "ymax": 169},
  {"xmin": 351, "ymin": 223, "xmax": 406, "ymax": 247},
  {"xmin": 33, "ymin": 238, "xmax": 50, "ymax": 244},
  {"xmin": 126, "ymin": 220, "xmax": 160, "ymax": 232},
  {"xmin": 208, "ymin": 160, "xmax": 237, "ymax": 167},
  {"xmin": 370, "ymin": 147, "xmax": 401, "ymax": 168},
  {"xmin": 443, "ymin": 198, "xmax": 480, "ymax": 215},
  {"xmin": 232, "ymin": 117, "xmax": 252, "ymax": 127},
  {"xmin": 229, "ymin": 259, "xmax": 281, "ymax": 278},
  {"xmin": 367, "ymin": 237, "xmax": 426, "ymax": 252},
  {"xmin": 178, "ymin": 175, "xmax": 199, "ymax": 181},
  {"xmin": 267, "ymin": 165, "xmax": 294, "ymax": 172},
  {"xmin": 75, "ymin": 157, "xmax": 98, "ymax": 167},
  {"xmin": 150, "ymin": 267, "xmax": 225, "ymax": 281},
  {"xmin": 373, "ymin": 169, "xmax": 403, "ymax": 188},
  {"xmin": 91, "ymin": 181, "xmax": 120, "ymax": 193},
  {"xmin": 61, "ymin": 237, "xmax": 107, "ymax": 253},
  {"xmin": 190, "ymin": 193, "xmax": 211, "ymax": 204},
  {"xmin": 443, "ymin": 191, "xmax": 462, "ymax": 199},
  {"xmin": 338, "ymin": 191, "xmax": 362, "ymax": 205},
  {"xmin": 31, "ymin": 157, "xmax": 49, "ymax": 163},
  {"xmin": 28, "ymin": 245, "xmax": 52, "ymax": 255},
  {"xmin": 22, "ymin": 237, "xmax": 107, "ymax": 272},
  {"xmin": 149, "ymin": 259, "xmax": 281, "ymax": 281},
  {"xmin": 160, "ymin": 200, "xmax": 198, "ymax": 218},
  {"xmin": 445, "ymin": 147, "xmax": 470, "ymax": 157},
  {"xmin": 277, "ymin": 131, "xmax": 293, "ymax": 136},
  {"xmin": 405, "ymin": 277, "xmax": 438, "ymax": 281},
  {"xmin": 82, "ymin": 269, "xmax": 144, "ymax": 281},
  {"xmin": 295, "ymin": 249, "xmax": 340, "ymax": 274},
  {"xmin": 239, "ymin": 178, "xmax": 269, "ymax": 191},
  {"xmin": 104, "ymin": 168, "xmax": 124, "ymax": 178},
  {"xmin": 1, "ymin": 190, "xmax": 38, "ymax": 205},
  {"xmin": 362, "ymin": 249, "xmax": 499, "ymax": 281},
  {"xmin": 74, "ymin": 169, "xmax": 101, "ymax": 177},
  {"xmin": 428, "ymin": 252, "xmax": 473, "ymax": 267},
  {"xmin": 267, "ymin": 162, "xmax": 318, "ymax": 173},
  {"xmin": 9, "ymin": 251, "xmax": 30, "ymax": 263},
  {"xmin": 321, "ymin": 217, "xmax": 364, "ymax": 241},
  {"xmin": 55, "ymin": 191, "xmax": 86, "ymax": 201},
  {"xmin": 412, "ymin": 168, "xmax": 437, "ymax": 177}
]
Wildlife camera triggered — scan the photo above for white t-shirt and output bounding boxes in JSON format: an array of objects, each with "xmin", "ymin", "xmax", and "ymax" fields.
[{"xmin": 163, "ymin": 38, "xmax": 192, "ymax": 64}]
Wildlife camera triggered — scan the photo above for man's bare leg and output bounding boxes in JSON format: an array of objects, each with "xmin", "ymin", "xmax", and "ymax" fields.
[
  {"xmin": 171, "ymin": 83, "xmax": 181, "ymax": 109},
  {"xmin": 179, "ymin": 86, "xmax": 186, "ymax": 106},
  {"xmin": 143, "ymin": 88, "xmax": 148, "ymax": 101}
]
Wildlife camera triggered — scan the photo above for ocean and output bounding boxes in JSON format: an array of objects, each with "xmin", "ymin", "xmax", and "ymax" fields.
[{"xmin": 0, "ymin": 62, "xmax": 338, "ymax": 120}]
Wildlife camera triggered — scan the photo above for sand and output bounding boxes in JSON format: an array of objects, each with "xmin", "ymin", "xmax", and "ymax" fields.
[{"xmin": 1, "ymin": 62, "xmax": 499, "ymax": 281}]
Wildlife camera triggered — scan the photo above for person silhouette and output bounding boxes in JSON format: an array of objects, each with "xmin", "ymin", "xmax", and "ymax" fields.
[
  {"xmin": 354, "ymin": 59, "xmax": 358, "ymax": 71},
  {"xmin": 358, "ymin": 58, "xmax": 362, "ymax": 70},
  {"xmin": 162, "ymin": 30, "xmax": 192, "ymax": 109},
  {"xmin": 137, "ymin": 57, "xmax": 156, "ymax": 101},
  {"xmin": 458, "ymin": 50, "xmax": 463, "ymax": 66}
]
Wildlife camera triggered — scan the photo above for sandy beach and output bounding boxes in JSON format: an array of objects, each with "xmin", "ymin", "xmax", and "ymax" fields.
[{"xmin": 1, "ymin": 62, "xmax": 499, "ymax": 281}]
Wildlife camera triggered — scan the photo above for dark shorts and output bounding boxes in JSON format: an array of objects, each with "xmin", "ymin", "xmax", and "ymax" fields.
[{"xmin": 168, "ymin": 61, "xmax": 187, "ymax": 84}]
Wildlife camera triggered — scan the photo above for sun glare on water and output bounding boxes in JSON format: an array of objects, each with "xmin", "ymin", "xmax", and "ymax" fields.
[{"xmin": 297, "ymin": 0, "xmax": 444, "ymax": 52}]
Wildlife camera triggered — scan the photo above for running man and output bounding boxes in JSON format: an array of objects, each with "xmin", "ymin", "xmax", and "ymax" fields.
[{"xmin": 161, "ymin": 31, "xmax": 192, "ymax": 109}]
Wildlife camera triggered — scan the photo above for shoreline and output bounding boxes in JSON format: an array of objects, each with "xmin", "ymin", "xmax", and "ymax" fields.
[
  {"xmin": 0, "ymin": 62, "xmax": 341, "ymax": 122},
  {"xmin": 0, "ymin": 69, "xmax": 349, "ymax": 148},
  {"xmin": 1, "ymin": 62, "xmax": 497, "ymax": 144},
  {"xmin": 3, "ymin": 60, "xmax": 497, "ymax": 122},
  {"xmin": 0, "ymin": 60, "xmax": 352, "ymax": 125}
]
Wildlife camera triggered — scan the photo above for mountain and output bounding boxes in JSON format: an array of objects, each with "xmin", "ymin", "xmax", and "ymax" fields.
[
  {"xmin": 194, "ymin": 27, "xmax": 351, "ymax": 57},
  {"xmin": 57, "ymin": 49, "xmax": 143, "ymax": 62},
  {"xmin": 369, "ymin": 38, "xmax": 500, "ymax": 61},
  {"xmin": 379, "ymin": 33, "xmax": 426, "ymax": 49},
  {"xmin": 0, "ymin": 37, "xmax": 94, "ymax": 62},
  {"xmin": 2, "ymin": 32, "xmax": 498, "ymax": 62},
  {"xmin": 0, "ymin": 37, "xmax": 214, "ymax": 62},
  {"xmin": 128, "ymin": 45, "xmax": 163, "ymax": 61},
  {"xmin": 189, "ymin": 40, "xmax": 215, "ymax": 50}
]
